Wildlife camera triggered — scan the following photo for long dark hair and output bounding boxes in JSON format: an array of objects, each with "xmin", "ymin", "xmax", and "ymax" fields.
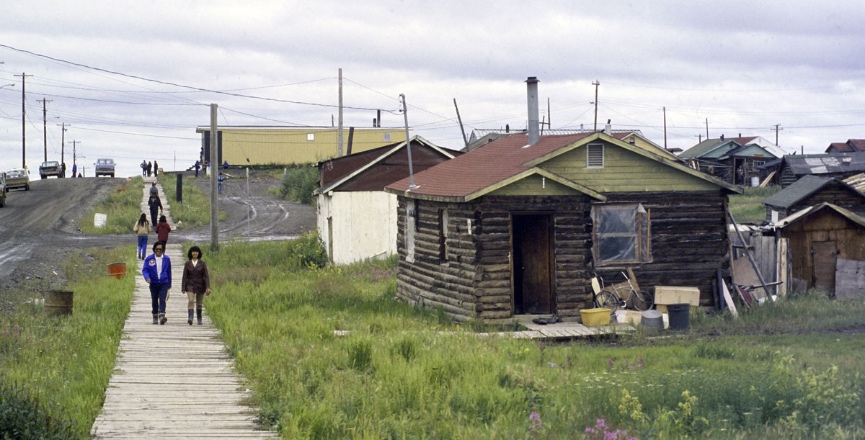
[
  {"xmin": 137, "ymin": 213, "xmax": 148, "ymax": 226},
  {"xmin": 187, "ymin": 245, "xmax": 203, "ymax": 260}
]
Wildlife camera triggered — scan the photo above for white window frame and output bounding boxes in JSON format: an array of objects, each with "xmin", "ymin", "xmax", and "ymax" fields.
[{"xmin": 587, "ymin": 143, "xmax": 604, "ymax": 168}]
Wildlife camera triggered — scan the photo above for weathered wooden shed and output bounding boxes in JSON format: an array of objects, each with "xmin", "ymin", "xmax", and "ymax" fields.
[
  {"xmin": 775, "ymin": 203, "xmax": 865, "ymax": 294},
  {"xmin": 385, "ymin": 131, "xmax": 742, "ymax": 322},
  {"xmin": 315, "ymin": 136, "xmax": 459, "ymax": 264},
  {"xmin": 763, "ymin": 175, "xmax": 865, "ymax": 223},
  {"xmin": 774, "ymin": 153, "xmax": 865, "ymax": 187}
]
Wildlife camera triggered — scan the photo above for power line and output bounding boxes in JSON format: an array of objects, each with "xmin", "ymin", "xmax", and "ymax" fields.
[{"xmin": 0, "ymin": 44, "xmax": 385, "ymax": 111}]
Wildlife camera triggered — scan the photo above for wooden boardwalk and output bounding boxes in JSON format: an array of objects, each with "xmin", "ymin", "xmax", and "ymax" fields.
[{"xmin": 91, "ymin": 178, "xmax": 276, "ymax": 439}]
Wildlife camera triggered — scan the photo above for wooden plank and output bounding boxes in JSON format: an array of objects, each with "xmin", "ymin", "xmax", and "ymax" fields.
[
  {"xmin": 720, "ymin": 281, "xmax": 738, "ymax": 317},
  {"xmin": 835, "ymin": 258, "xmax": 865, "ymax": 298},
  {"xmin": 91, "ymin": 238, "xmax": 277, "ymax": 439}
]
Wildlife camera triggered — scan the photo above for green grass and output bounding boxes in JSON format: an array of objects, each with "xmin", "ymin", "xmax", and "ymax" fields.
[
  {"xmin": 728, "ymin": 186, "xmax": 781, "ymax": 224},
  {"xmin": 0, "ymin": 246, "xmax": 135, "ymax": 438},
  {"xmin": 79, "ymin": 178, "xmax": 145, "ymax": 234},
  {"xmin": 202, "ymin": 240, "xmax": 865, "ymax": 439},
  {"xmin": 156, "ymin": 172, "xmax": 226, "ymax": 228}
]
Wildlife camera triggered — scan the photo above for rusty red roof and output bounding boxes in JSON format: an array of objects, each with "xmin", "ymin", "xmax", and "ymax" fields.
[{"xmin": 386, "ymin": 133, "xmax": 593, "ymax": 198}]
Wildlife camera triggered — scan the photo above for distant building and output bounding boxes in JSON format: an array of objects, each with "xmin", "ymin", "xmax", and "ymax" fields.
[
  {"xmin": 195, "ymin": 126, "xmax": 409, "ymax": 166},
  {"xmin": 679, "ymin": 135, "xmax": 784, "ymax": 186},
  {"xmin": 826, "ymin": 139, "xmax": 865, "ymax": 153}
]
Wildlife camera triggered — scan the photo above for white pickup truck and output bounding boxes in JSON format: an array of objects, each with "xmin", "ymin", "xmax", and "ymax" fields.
[{"xmin": 95, "ymin": 158, "xmax": 116, "ymax": 177}]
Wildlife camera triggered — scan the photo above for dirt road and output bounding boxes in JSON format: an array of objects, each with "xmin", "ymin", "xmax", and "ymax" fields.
[{"xmin": 0, "ymin": 172, "xmax": 316, "ymax": 305}]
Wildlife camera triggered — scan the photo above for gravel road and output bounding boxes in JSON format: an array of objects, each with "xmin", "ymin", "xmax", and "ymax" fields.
[{"xmin": 0, "ymin": 172, "xmax": 315, "ymax": 308}]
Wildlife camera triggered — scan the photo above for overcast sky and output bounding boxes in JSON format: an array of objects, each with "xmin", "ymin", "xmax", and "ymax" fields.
[{"xmin": 2, "ymin": 1, "xmax": 865, "ymax": 177}]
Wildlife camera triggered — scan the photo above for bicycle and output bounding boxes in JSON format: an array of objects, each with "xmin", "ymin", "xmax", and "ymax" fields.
[{"xmin": 592, "ymin": 270, "xmax": 654, "ymax": 312}]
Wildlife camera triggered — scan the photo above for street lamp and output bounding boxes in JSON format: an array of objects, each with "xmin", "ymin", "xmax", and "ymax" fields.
[{"xmin": 0, "ymin": 83, "xmax": 14, "ymax": 90}]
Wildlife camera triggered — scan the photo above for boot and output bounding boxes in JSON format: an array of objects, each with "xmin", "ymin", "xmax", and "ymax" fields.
[
  {"xmin": 152, "ymin": 314, "xmax": 158, "ymax": 325},
  {"xmin": 188, "ymin": 309, "xmax": 194, "ymax": 326},
  {"xmin": 159, "ymin": 313, "xmax": 167, "ymax": 325},
  {"xmin": 196, "ymin": 308, "xmax": 203, "ymax": 325}
]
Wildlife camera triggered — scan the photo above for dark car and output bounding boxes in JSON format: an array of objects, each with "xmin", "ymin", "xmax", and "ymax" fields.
[{"xmin": 39, "ymin": 161, "xmax": 63, "ymax": 179}]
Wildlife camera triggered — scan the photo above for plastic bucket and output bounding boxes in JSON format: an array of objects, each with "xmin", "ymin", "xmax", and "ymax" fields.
[
  {"xmin": 641, "ymin": 310, "xmax": 664, "ymax": 330},
  {"xmin": 667, "ymin": 303, "xmax": 690, "ymax": 330},
  {"xmin": 45, "ymin": 290, "xmax": 73, "ymax": 316},
  {"xmin": 108, "ymin": 262, "xmax": 127, "ymax": 279},
  {"xmin": 580, "ymin": 308, "xmax": 611, "ymax": 326}
]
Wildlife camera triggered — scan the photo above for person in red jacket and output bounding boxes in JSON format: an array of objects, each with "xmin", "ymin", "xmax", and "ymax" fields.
[{"xmin": 155, "ymin": 215, "xmax": 171, "ymax": 244}]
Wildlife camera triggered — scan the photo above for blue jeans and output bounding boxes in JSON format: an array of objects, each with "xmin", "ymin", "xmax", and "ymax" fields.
[
  {"xmin": 149, "ymin": 283, "xmax": 169, "ymax": 315},
  {"xmin": 137, "ymin": 235, "xmax": 148, "ymax": 256}
]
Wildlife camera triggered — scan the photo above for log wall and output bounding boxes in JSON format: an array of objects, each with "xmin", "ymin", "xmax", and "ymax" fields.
[{"xmin": 595, "ymin": 191, "xmax": 731, "ymax": 306}]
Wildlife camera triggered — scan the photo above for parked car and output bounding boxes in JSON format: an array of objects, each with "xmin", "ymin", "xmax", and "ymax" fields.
[
  {"xmin": 0, "ymin": 173, "xmax": 6, "ymax": 207},
  {"xmin": 39, "ymin": 161, "xmax": 63, "ymax": 179},
  {"xmin": 95, "ymin": 158, "xmax": 115, "ymax": 177},
  {"xmin": 4, "ymin": 168, "xmax": 30, "ymax": 191}
]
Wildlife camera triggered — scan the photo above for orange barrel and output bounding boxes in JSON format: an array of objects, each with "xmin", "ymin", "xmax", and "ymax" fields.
[{"xmin": 107, "ymin": 262, "xmax": 127, "ymax": 279}]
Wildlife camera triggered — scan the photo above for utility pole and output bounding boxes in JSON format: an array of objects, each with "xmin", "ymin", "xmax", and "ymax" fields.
[
  {"xmin": 209, "ymin": 103, "xmax": 219, "ymax": 252},
  {"xmin": 773, "ymin": 124, "xmax": 783, "ymax": 146},
  {"xmin": 337, "ymin": 68, "xmax": 343, "ymax": 157},
  {"xmin": 453, "ymin": 98, "xmax": 468, "ymax": 150},
  {"xmin": 592, "ymin": 80, "xmax": 600, "ymax": 131},
  {"xmin": 70, "ymin": 140, "xmax": 80, "ymax": 168},
  {"xmin": 15, "ymin": 72, "xmax": 32, "ymax": 168},
  {"xmin": 400, "ymin": 94, "xmax": 416, "ymax": 189},
  {"xmin": 705, "ymin": 118, "xmax": 709, "ymax": 140},
  {"xmin": 57, "ymin": 123, "xmax": 69, "ymax": 175},
  {"xmin": 37, "ymin": 98, "xmax": 52, "ymax": 162}
]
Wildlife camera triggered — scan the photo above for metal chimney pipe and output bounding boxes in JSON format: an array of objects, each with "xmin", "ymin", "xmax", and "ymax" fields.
[{"xmin": 526, "ymin": 76, "xmax": 540, "ymax": 145}]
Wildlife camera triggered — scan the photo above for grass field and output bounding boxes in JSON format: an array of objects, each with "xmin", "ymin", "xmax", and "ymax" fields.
[{"xmin": 5, "ymin": 183, "xmax": 857, "ymax": 439}]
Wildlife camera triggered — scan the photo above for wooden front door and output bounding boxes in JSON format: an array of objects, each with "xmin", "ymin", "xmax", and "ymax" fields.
[
  {"xmin": 512, "ymin": 214, "xmax": 553, "ymax": 315},
  {"xmin": 812, "ymin": 240, "xmax": 837, "ymax": 293}
]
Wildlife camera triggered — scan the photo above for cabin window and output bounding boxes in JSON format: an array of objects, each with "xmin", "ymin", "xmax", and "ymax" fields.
[
  {"xmin": 406, "ymin": 200, "xmax": 416, "ymax": 263},
  {"xmin": 587, "ymin": 143, "xmax": 604, "ymax": 168},
  {"xmin": 592, "ymin": 204, "xmax": 651, "ymax": 266},
  {"xmin": 384, "ymin": 133, "xmax": 392, "ymax": 142},
  {"xmin": 438, "ymin": 209, "xmax": 448, "ymax": 263},
  {"xmin": 307, "ymin": 133, "xmax": 315, "ymax": 141}
]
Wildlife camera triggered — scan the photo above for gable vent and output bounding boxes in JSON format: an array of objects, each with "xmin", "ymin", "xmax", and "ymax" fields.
[{"xmin": 587, "ymin": 143, "xmax": 604, "ymax": 168}]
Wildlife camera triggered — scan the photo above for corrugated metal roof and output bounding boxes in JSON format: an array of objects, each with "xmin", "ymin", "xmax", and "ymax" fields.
[
  {"xmin": 782, "ymin": 152, "xmax": 865, "ymax": 175},
  {"xmin": 679, "ymin": 136, "xmax": 784, "ymax": 160}
]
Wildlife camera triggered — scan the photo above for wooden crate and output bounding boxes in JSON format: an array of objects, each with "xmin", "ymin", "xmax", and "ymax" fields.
[{"xmin": 654, "ymin": 286, "xmax": 700, "ymax": 306}]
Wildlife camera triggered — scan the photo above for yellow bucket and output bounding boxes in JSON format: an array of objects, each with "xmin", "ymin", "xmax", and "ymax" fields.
[{"xmin": 580, "ymin": 308, "xmax": 611, "ymax": 326}]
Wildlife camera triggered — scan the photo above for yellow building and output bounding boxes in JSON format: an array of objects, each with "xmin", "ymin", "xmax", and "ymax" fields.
[{"xmin": 195, "ymin": 126, "xmax": 409, "ymax": 166}]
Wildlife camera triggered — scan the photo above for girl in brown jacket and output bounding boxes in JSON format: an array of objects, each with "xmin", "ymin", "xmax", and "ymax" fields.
[
  {"xmin": 181, "ymin": 245, "xmax": 211, "ymax": 325},
  {"xmin": 133, "ymin": 213, "xmax": 151, "ymax": 260}
]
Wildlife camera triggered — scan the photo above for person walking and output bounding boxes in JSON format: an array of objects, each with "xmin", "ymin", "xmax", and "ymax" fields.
[
  {"xmin": 71, "ymin": 163, "xmax": 77, "ymax": 178},
  {"xmin": 146, "ymin": 161, "xmax": 152, "ymax": 177},
  {"xmin": 148, "ymin": 193, "xmax": 163, "ymax": 227},
  {"xmin": 140, "ymin": 160, "xmax": 147, "ymax": 177},
  {"xmin": 194, "ymin": 160, "xmax": 200, "ymax": 178},
  {"xmin": 218, "ymin": 172, "xmax": 225, "ymax": 194},
  {"xmin": 133, "ymin": 213, "xmax": 151, "ymax": 260},
  {"xmin": 155, "ymin": 215, "xmax": 171, "ymax": 245},
  {"xmin": 142, "ymin": 241, "xmax": 171, "ymax": 325},
  {"xmin": 153, "ymin": 160, "xmax": 159, "ymax": 177},
  {"xmin": 149, "ymin": 181, "xmax": 158, "ymax": 197},
  {"xmin": 181, "ymin": 245, "xmax": 211, "ymax": 325}
]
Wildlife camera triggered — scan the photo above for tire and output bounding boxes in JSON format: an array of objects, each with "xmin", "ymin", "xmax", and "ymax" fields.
[
  {"xmin": 594, "ymin": 291, "xmax": 619, "ymax": 312},
  {"xmin": 25, "ymin": 185, "xmax": 29, "ymax": 191},
  {"xmin": 41, "ymin": 175, "xmax": 46, "ymax": 179},
  {"xmin": 631, "ymin": 290, "xmax": 654, "ymax": 311}
]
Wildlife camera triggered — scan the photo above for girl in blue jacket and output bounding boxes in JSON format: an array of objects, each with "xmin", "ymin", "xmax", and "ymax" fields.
[{"xmin": 142, "ymin": 241, "xmax": 172, "ymax": 325}]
